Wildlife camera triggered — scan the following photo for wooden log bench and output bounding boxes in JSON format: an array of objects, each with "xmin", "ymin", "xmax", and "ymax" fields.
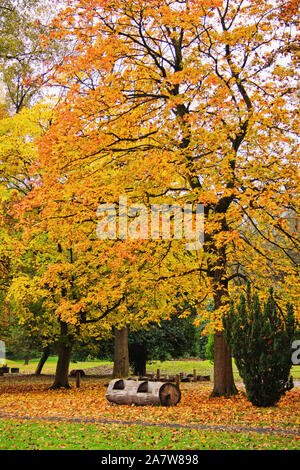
[{"xmin": 105, "ymin": 379, "xmax": 181, "ymax": 406}]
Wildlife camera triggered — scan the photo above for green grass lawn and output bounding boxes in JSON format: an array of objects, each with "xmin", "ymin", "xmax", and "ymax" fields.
[
  {"xmin": 3, "ymin": 356, "xmax": 217, "ymax": 381},
  {"xmin": 0, "ymin": 418, "xmax": 298, "ymax": 450},
  {"xmin": 4, "ymin": 356, "xmax": 299, "ymax": 381},
  {"xmin": 4, "ymin": 357, "xmax": 113, "ymax": 375},
  {"xmin": 4, "ymin": 356, "xmax": 214, "ymax": 375}
]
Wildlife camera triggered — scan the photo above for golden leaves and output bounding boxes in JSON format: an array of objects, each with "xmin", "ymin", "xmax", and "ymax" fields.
[
  {"xmin": 2, "ymin": 0, "xmax": 299, "ymax": 340},
  {"xmin": 0, "ymin": 378, "xmax": 298, "ymax": 432}
]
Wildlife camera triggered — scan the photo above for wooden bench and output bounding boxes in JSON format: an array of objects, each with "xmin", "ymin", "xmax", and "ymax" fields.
[{"xmin": 106, "ymin": 379, "xmax": 181, "ymax": 406}]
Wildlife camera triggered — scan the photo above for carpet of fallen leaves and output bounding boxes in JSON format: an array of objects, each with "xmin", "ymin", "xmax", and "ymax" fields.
[{"xmin": 0, "ymin": 376, "xmax": 299, "ymax": 434}]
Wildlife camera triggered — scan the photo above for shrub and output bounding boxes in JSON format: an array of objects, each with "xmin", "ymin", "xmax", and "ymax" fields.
[{"xmin": 223, "ymin": 284, "xmax": 296, "ymax": 407}]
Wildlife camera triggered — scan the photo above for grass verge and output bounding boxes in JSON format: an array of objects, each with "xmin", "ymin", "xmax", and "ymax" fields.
[
  {"xmin": 0, "ymin": 418, "xmax": 299, "ymax": 450},
  {"xmin": 4, "ymin": 357, "xmax": 299, "ymax": 380}
]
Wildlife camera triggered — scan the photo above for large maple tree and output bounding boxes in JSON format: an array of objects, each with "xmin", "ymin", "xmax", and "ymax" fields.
[{"xmin": 16, "ymin": 0, "xmax": 299, "ymax": 394}]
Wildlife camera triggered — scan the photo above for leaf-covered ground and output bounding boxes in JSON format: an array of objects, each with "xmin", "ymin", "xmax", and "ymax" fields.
[
  {"xmin": 0, "ymin": 376, "xmax": 299, "ymax": 432},
  {"xmin": 0, "ymin": 376, "xmax": 299, "ymax": 450}
]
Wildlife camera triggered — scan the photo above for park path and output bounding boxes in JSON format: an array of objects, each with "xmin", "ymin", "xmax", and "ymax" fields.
[{"xmin": 0, "ymin": 412, "xmax": 299, "ymax": 437}]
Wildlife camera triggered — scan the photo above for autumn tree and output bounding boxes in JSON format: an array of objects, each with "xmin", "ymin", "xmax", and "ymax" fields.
[
  {"xmin": 18, "ymin": 0, "xmax": 299, "ymax": 396},
  {"xmin": 0, "ymin": 104, "xmax": 73, "ymax": 381},
  {"xmin": 13, "ymin": 190, "xmax": 176, "ymax": 388},
  {"xmin": 279, "ymin": 0, "xmax": 300, "ymax": 24},
  {"xmin": 0, "ymin": 0, "xmax": 63, "ymax": 350},
  {"xmin": 1, "ymin": 0, "xmax": 45, "ymax": 112},
  {"xmin": 0, "ymin": 104, "xmax": 50, "ymax": 350},
  {"xmin": 0, "ymin": 105, "xmax": 180, "ymax": 388},
  {"xmin": 0, "ymin": 1, "xmax": 71, "ymax": 383}
]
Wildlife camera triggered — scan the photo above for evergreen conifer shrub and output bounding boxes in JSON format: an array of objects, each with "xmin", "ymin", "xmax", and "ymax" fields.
[{"xmin": 223, "ymin": 284, "xmax": 296, "ymax": 407}]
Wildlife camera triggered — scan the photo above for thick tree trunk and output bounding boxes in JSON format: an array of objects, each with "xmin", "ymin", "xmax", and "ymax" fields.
[
  {"xmin": 207, "ymin": 242, "xmax": 238, "ymax": 397},
  {"xmin": 50, "ymin": 322, "xmax": 72, "ymax": 389},
  {"xmin": 133, "ymin": 357, "xmax": 147, "ymax": 377},
  {"xmin": 24, "ymin": 355, "xmax": 29, "ymax": 365},
  {"xmin": 128, "ymin": 342, "xmax": 148, "ymax": 376},
  {"xmin": 35, "ymin": 346, "xmax": 50, "ymax": 375},
  {"xmin": 211, "ymin": 331, "xmax": 237, "ymax": 397},
  {"xmin": 113, "ymin": 326, "xmax": 129, "ymax": 378},
  {"xmin": 50, "ymin": 342, "xmax": 72, "ymax": 389}
]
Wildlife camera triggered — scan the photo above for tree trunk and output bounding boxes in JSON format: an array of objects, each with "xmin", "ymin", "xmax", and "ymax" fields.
[
  {"xmin": 113, "ymin": 326, "xmax": 129, "ymax": 378},
  {"xmin": 207, "ymin": 240, "xmax": 238, "ymax": 397},
  {"xmin": 50, "ymin": 342, "xmax": 72, "ymax": 389},
  {"xmin": 35, "ymin": 346, "xmax": 50, "ymax": 375},
  {"xmin": 50, "ymin": 322, "xmax": 72, "ymax": 389},
  {"xmin": 129, "ymin": 342, "xmax": 148, "ymax": 376},
  {"xmin": 133, "ymin": 357, "xmax": 146, "ymax": 376},
  {"xmin": 24, "ymin": 355, "xmax": 29, "ymax": 365},
  {"xmin": 211, "ymin": 331, "xmax": 237, "ymax": 397}
]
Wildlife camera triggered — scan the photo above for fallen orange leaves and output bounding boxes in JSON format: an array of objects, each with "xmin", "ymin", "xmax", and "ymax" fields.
[{"xmin": 0, "ymin": 377, "xmax": 299, "ymax": 433}]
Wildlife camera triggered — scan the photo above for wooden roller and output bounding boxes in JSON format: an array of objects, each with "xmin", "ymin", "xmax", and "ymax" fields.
[{"xmin": 105, "ymin": 379, "xmax": 181, "ymax": 406}]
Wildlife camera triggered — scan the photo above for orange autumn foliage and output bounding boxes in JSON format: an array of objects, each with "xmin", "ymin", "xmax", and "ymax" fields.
[
  {"xmin": 3, "ymin": 0, "xmax": 299, "ymax": 394},
  {"xmin": 0, "ymin": 378, "xmax": 299, "ymax": 432},
  {"xmin": 20, "ymin": 0, "xmax": 298, "ymax": 324}
]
